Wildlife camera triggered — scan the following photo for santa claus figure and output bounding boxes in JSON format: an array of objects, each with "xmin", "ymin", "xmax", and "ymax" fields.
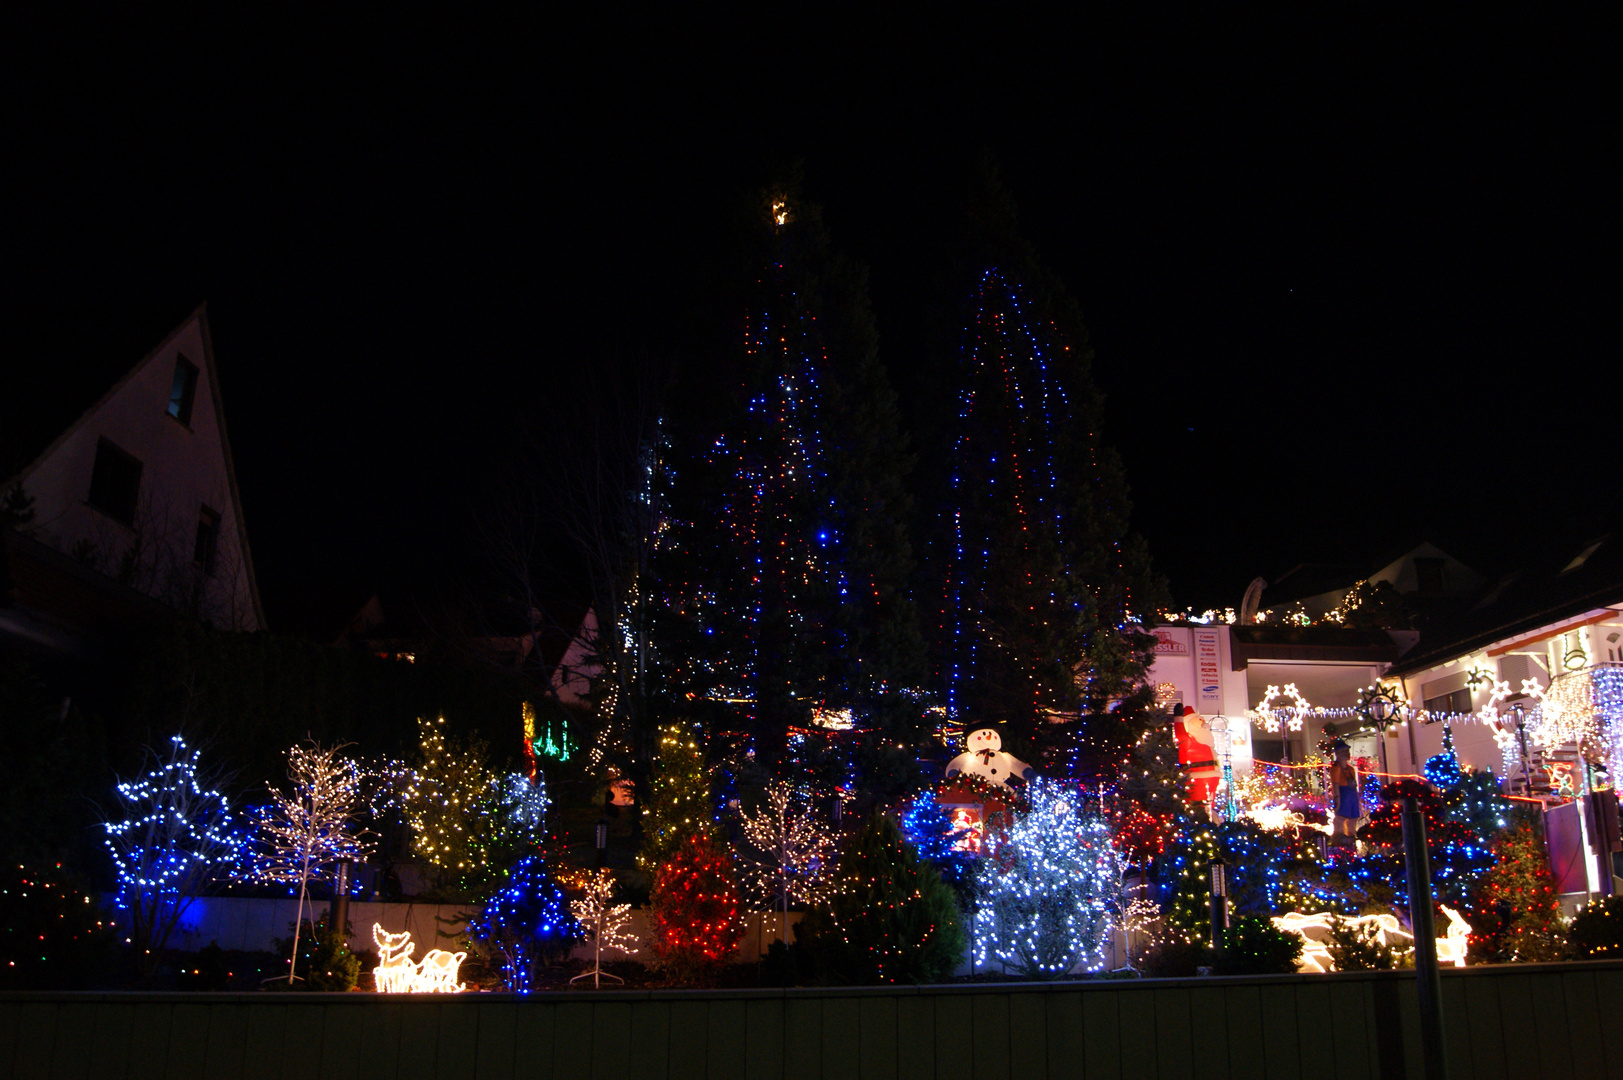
[
  {"xmin": 1174, "ymin": 706, "xmax": 1221, "ymax": 804},
  {"xmin": 945, "ymin": 728, "xmax": 1033, "ymax": 790}
]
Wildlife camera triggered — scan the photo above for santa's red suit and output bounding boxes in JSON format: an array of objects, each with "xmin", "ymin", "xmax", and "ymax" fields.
[{"xmin": 1174, "ymin": 707, "xmax": 1221, "ymax": 803}]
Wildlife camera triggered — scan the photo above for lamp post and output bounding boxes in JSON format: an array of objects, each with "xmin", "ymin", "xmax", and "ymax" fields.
[
  {"xmin": 1208, "ymin": 856, "xmax": 1229, "ymax": 949},
  {"xmin": 1357, "ymin": 684, "xmax": 1404, "ymax": 778}
]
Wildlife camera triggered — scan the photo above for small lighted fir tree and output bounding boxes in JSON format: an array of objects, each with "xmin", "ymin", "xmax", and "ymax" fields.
[
  {"xmin": 1470, "ymin": 812, "xmax": 1563, "ymax": 963},
  {"xmin": 250, "ymin": 741, "xmax": 370, "ymax": 984},
  {"xmin": 824, "ymin": 813, "xmax": 967, "ymax": 984},
  {"xmin": 402, "ymin": 716, "xmax": 502, "ymax": 894},
  {"xmin": 466, "ymin": 853, "xmax": 578, "ymax": 993},
  {"xmin": 974, "ymin": 780, "xmax": 1119, "ymax": 977},
  {"xmin": 1158, "ymin": 819, "xmax": 1222, "ymax": 943},
  {"xmin": 637, "ymin": 723, "xmax": 713, "ymax": 874},
  {"xmin": 898, "ymin": 789, "xmax": 975, "ymax": 898},
  {"xmin": 566, "ymin": 868, "xmax": 638, "ymax": 988},
  {"xmin": 102, "ymin": 735, "xmax": 243, "ymax": 977},
  {"xmin": 1352, "ymin": 777, "xmax": 1495, "ymax": 913},
  {"xmin": 736, "ymin": 780, "xmax": 837, "ymax": 944},
  {"xmin": 648, "ymin": 832, "xmax": 744, "ymax": 983}
]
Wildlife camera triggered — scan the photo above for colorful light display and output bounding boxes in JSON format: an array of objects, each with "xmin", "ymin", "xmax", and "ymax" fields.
[{"xmin": 370, "ymin": 924, "xmax": 465, "ymax": 993}]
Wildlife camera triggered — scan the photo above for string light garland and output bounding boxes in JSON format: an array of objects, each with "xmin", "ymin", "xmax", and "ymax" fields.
[{"xmin": 973, "ymin": 780, "xmax": 1119, "ymax": 976}]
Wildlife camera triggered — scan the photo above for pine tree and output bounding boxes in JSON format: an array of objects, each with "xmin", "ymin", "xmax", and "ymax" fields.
[
  {"xmin": 1470, "ymin": 812, "xmax": 1563, "ymax": 962},
  {"xmin": 1159, "ymin": 819, "xmax": 1222, "ymax": 943},
  {"xmin": 654, "ymin": 182, "xmax": 926, "ymax": 770},
  {"xmin": 648, "ymin": 832, "xmax": 745, "ymax": 983},
  {"xmin": 898, "ymin": 789, "xmax": 976, "ymax": 899},
  {"xmin": 637, "ymin": 722, "xmax": 714, "ymax": 874},
  {"xmin": 931, "ymin": 161, "xmax": 1164, "ymax": 774},
  {"xmin": 823, "ymin": 813, "xmax": 966, "ymax": 984},
  {"xmin": 1351, "ymin": 778, "xmax": 1495, "ymax": 914},
  {"xmin": 467, "ymin": 853, "xmax": 578, "ymax": 993}
]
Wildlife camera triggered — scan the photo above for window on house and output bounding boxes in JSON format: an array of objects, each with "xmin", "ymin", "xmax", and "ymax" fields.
[
  {"xmin": 1414, "ymin": 557, "xmax": 1446, "ymax": 593},
  {"xmin": 87, "ymin": 438, "xmax": 142, "ymax": 526},
  {"xmin": 167, "ymin": 356, "xmax": 199, "ymax": 425},
  {"xmin": 1424, "ymin": 688, "xmax": 1473, "ymax": 716},
  {"xmin": 194, "ymin": 506, "xmax": 221, "ymax": 574}
]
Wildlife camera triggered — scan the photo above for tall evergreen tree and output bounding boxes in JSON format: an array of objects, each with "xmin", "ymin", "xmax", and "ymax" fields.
[
  {"xmin": 931, "ymin": 159, "xmax": 1165, "ymax": 772},
  {"xmin": 656, "ymin": 181, "xmax": 926, "ymax": 769}
]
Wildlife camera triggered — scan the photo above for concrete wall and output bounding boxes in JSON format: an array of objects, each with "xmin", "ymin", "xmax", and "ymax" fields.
[{"xmin": 2, "ymin": 961, "xmax": 1616, "ymax": 1079}]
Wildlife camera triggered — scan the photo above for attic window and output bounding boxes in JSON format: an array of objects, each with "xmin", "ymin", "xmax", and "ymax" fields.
[
  {"xmin": 87, "ymin": 438, "xmax": 142, "ymax": 526},
  {"xmin": 167, "ymin": 356, "xmax": 199, "ymax": 425},
  {"xmin": 1414, "ymin": 557, "xmax": 1446, "ymax": 593},
  {"xmin": 194, "ymin": 505, "xmax": 221, "ymax": 574}
]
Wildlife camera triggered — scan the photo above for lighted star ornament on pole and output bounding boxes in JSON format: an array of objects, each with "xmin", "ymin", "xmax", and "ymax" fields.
[{"xmin": 1356, "ymin": 684, "xmax": 1404, "ymax": 776}]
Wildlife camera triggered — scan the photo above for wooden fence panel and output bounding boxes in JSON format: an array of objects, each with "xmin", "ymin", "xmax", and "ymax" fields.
[
  {"xmin": 856, "ymin": 993, "xmax": 897, "ymax": 1080},
  {"xmin": 9, "ymin": 1002, "xmax": 57, "ymax": 1080},
  {"xmin": 3, "ymin": 962, "xmax": 1621, "ymax": 1080},
  {"xmin": 896, "ymin": 994, "xmax": 936, "ymax": 1080}
]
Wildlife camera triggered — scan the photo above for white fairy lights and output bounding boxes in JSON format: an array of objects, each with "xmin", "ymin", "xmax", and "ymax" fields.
[
  {"xmin": 972, "ymin": 780, "xmax": 1119, "ymax": 977},
  {"xmin": 371, "ymin": 924, "xmax": 465, "ymax": 993},
  {"xmin": 250, "ymin": 742, "xmax": 371, "ymax": 984}
]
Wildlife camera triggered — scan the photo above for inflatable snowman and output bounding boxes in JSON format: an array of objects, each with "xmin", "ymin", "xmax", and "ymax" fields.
[{"xmin": 945, "ymin": 728, "xmax": 1033, "ymax": 790}]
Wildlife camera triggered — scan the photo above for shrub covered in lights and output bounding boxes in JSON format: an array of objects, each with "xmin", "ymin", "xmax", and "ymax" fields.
[
  {"xmin": 638, "ymin": 723, "xmax": 714, "ymax": 875},
  {"xmin": 648, "ymin": 832, "xmax": 744, "ymax": 983},
  {"xmin": 810, "ymin": 813, "xmax": 965, "ymax": 984},
  {"xmin": 973, "ymin": 780, "xmax": 1118, "ymax": 977},
  {"xmin": 1351, "ymin": 777, "xmax": 1496, "ymax": 914},
  {"xmin": 465, "ymin": 853, "xmax": 578, "ymax": 993},
  {"xmin": 1211, "ymin": 915, "xmax": 1303, "ymax": 976},
  {"xmin": 898, "ymin": 789, "xmax": 976, "ymax": 898},
  {"xmin": 401, "ymin": 716, "xmax": 511, "ymax": 897},
  {"xmin": 1469, "ymin": 812, "xmax": 1563, "ymax": 963},
  {"xmin": 1564, "ymin": 896, "xmax": 1623, "ymax": 960}
]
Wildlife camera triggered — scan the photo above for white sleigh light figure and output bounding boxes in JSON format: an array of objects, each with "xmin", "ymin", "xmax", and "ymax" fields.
[
  {"xmin": 372, "ymin": 923, "xmax": 466, "ymax": 993},
  {"xmin": 945, "ymin": 728, "xmax": 1032, "ymax": 790}
]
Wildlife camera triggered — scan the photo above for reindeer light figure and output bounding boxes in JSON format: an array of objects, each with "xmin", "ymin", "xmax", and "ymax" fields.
[{"xmin": 372, "ymin": 924, "xmax": 466, "ymax": 993}]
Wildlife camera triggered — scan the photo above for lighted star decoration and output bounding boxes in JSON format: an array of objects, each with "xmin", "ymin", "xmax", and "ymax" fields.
[{"xmin": 1254, "ymin": 684, "xmax": 1311, "ymax": 733}]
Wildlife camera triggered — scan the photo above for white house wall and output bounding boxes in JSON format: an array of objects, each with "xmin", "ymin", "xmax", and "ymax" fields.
[{"xmin": 10, "ymin": 311, "xmax": 260, "ymax": 631}]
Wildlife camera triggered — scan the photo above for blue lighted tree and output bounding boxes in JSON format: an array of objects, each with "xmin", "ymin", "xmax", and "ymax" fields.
[
  {"xmin": 102, "ymin": 735, "xmax": 244, "ymax": 977},
  {"xmin": 466, "ymin": 853, "xmax": 578, "ymax": 993}
]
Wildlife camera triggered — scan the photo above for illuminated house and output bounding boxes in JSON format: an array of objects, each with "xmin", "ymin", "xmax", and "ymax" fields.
[
  {"xmin": 0, "ymin": 307, "xmax": 264, "ymax": 653},
  {"xmin": 1148, "ymin": 536, "xmax": 1623, "ymax": 901},
  {"xmin": 1383, "ymin": 535, "xmax": 1623, "ymax": 900}
]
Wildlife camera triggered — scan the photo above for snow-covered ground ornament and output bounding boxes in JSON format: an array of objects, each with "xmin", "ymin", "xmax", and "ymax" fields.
[{"xmin": 945, "ymin": 728, "xmax": 1032, "ymax": 789}]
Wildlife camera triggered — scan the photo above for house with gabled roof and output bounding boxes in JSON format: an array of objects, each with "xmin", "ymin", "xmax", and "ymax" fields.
[{"xmin": 1, "ymin": 306, "xmax": 264, "ymax": 655}]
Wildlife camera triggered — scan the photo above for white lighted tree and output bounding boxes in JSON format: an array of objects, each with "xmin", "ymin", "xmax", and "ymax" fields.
[
  {"xmin": 973, "ymin": 779, "xmax": 1120, "ymax": 977},
  {"xmin": 567, "ymin": 869, "xmax": 637, "ymax": 988},
  {"xmin": 103, "ymin": 735, "xmax": 243, "ymax": 977},
  {"xmin": 736, "ymin": 780, "xmax": 836, "ymax": 946},
  {"xmin": 251, "ymin": 742, "xmax": 370, "ymax": 984}
]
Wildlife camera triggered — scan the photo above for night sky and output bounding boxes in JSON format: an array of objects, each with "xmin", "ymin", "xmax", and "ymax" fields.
[{"xmin": 10, "ymin": 13, "xmax": 1614, "ymax": 620}]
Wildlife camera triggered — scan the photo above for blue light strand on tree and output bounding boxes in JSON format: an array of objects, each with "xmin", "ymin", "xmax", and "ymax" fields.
[{"xmin": 465, "ymin": 854, "xmax": 578, "ymax": 993}]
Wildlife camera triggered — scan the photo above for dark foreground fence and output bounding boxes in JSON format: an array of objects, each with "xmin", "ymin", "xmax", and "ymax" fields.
[{"xmin": 2, "ymin": 961, "xmax": 1618, "ymax": 1080}]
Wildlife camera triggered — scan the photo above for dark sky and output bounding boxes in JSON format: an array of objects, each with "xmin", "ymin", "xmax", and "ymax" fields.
[{"xmin": 9, "ymin": 12, "xmax": 1615, "ymax": 618}]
